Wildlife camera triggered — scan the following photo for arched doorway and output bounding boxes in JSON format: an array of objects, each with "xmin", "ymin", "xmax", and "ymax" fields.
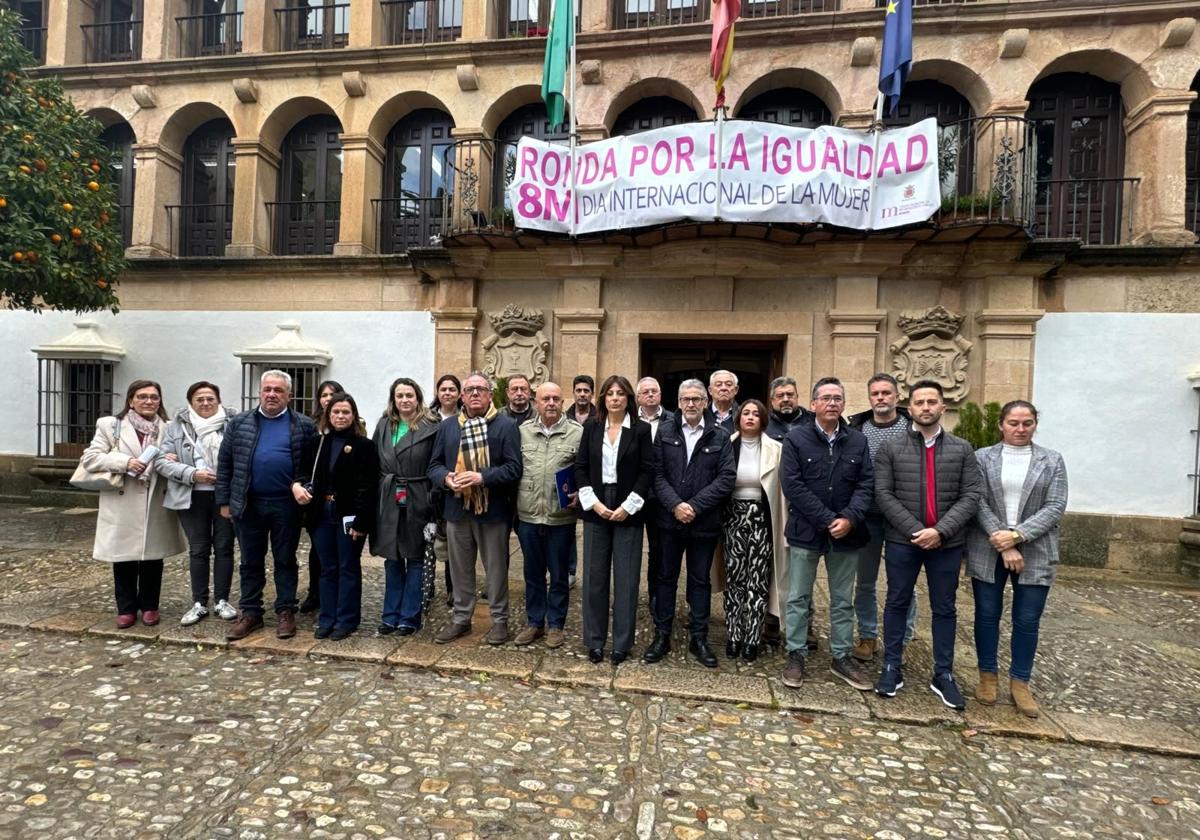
[
  {"xmin": 382, "ymin": 108, "xmax": 455, "ymax": 252},
  {"xmin": 492, "ymin": 102, "xmax": 570, "ymax": 214},
  {"xmin": 180, "ymin": 118, "xmax": 236, "ymax": 256},
  {"xmin": 736, "ymin": 88, "xmax": 830, "ymax": 128},
  {"xmin": 1186, "ymin": 71, "xmax": 1199, "ymax": 240},
  {"xmin": 276, "ymin": 114, "xmax": 343, "ymax": 255},
  {"xmin": 100, "ymin": 122, "xmax": 136, "ymax": 249},
  {"xmin": 612, "ymin": 97, "xmax": 698, "ymax": 136}
]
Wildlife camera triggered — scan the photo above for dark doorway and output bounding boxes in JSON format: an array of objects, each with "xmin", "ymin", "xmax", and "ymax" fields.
[{"xmin": 640, "ymin": 337, "xmax": 785, "ymax": 412}]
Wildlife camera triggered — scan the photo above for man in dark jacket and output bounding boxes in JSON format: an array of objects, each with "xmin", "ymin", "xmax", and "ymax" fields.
[
  {"xmin": 765, "ymin": 376, "xmax": 812, "ymax": 442},
  {"xmin": 500, "ymin": 374, "xmax": 534, "ymax": 426},
  {"xmin": 635, "ymin": 376, "xmax": 676, "ymax": 613},
  {"xmin": 779, "ymin": 377, "xmax": 875, "ymax": 693},
  {"xmin": 217, "ymin": 370, "xmax": 317, "ymax": 642},
  {"xmin": 873, "ymin": 379, "xmax": 983, "ymax": 711},
  {"xmin": 644, "ymin": 379, "xmax": 736, "ymax": 668},
  {"xmin": 703, "ymin": 369, "xmax": 739, "ymax": 432},
  {"xmin": 428, "ymin": 372, "xmax": 523, "ymax": 646}
]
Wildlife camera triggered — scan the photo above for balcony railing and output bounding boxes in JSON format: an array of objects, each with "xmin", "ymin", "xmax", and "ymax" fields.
[
  {"xmin": 928, "ymin": 115, "xmax": 1035, "ymax": 230},
  {"xmin": 1033, "ymin": 177, "xmax": 1138, "ymax": 245},
  {"xmin": 742, "ymin": 0, "xmax": 839, "ymax": 18},
  {"xmin": 166, "ymin": 204, "xmax": 234, "ymax": 257},
  {"xmin": 176, "ymin": 12, "xmax": 243, "ymax": 57},
  {"xmin": 17, "ymin": 26, "xmax": 46, "ymax": 64},
  {"xmin": 875, "ymin": 0, "xmax": 981, "ymax": 5},
  {"xmin": 276, "ymin": 3, "xmax": 349, "ymax": 51},
  {"xmin": 497, "ymin": 0, "xmax": 580, "ymax": 38},
  {"xmin": 374, "ymin": 197, "xmax": 448, "ymax": 253},
  {"xmin": 82, "ymin": 20, "xmax": 143, "ymax": 63},
  {"xmin": 1187, "ymin": 177, "xmax": 1200, "ymax": 241},
  {"xmin": 267, "ymin": 200, "xmax": 341, "ymax": 255},
  {"xmin": 381, "ymin": 0, "xmax": 461, "ymax": 45},
  {"xmin": 611, "ymin": 0, "xmax": 710, "ymax": 30}
]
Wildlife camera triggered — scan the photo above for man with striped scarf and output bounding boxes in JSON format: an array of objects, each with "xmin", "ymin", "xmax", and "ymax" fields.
[{"xmin": 428, "ymin": 372, "xmax": 523, "ymax": 645}]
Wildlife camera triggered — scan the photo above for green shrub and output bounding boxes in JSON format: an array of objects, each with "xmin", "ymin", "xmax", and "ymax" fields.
[{"xmin": 953, "ymin": 401, "xmax": 1002, "ymax": 449}]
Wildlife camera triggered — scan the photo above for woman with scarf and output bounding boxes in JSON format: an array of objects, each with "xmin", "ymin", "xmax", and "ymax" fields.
[
  {"xmin": 160, "ymin": 381, "xmax": 239, "ymax": 626},
  {"xmin": 296, "ymin": 392, "xmax": 379, "ymax": 640},
  {"xmin": 80, "ymin": 379, "xmax": 185, "ymax": 628},
  {"xmin": 371, "ymin": 378, "xmax": 440, "ymax": 635}
]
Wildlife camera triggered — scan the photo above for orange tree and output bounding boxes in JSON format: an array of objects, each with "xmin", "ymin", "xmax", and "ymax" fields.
[{"xmin": 0, "ymin": 8, "xmax": 125, "ymax": 312}]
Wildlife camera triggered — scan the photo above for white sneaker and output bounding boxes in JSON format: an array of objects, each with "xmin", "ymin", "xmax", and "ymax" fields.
[
  {"xmin": 214, "ymin": 599, "xmax": 238, "ymax": 621},
  {"xmin": 180, "ymin": 602, "xmax": 208, "ymax": 626}
]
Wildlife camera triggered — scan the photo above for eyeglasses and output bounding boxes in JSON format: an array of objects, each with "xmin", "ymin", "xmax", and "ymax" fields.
[
  {"xmin": 133, "ymin": 394, "xmax": 161, "ymax": 402},
  {"xmin": 814, "ymin": 395, "xmax": 845, "ymax": 404},
  {"xmin": 679, "ymin": 396, "xmax": 706, "ymax": 404},
  {"xmin": 463, "ymin": 386, "xmax": 492, "ymax": 395}
]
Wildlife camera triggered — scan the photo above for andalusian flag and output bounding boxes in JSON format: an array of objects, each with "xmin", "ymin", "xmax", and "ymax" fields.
[
  {"xmin": 541, "ymin": 0, "xmax": 574, "ymax": 129},
  {"xmin": 710, "ymin": 0, "xmax": 741, "ymax": 109},
  {"xmin": 878, "ymin": 0, "xmax": 913, "ymax": 116}
]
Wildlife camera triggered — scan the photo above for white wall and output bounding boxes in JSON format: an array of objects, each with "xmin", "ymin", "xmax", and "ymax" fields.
[
  {"xmin": 0, "ymin": 310, "xmax": 435, "ymax": 456},
  {"xmin": 1033, "ymin": 312, "xmax": 1200, "ymax": 517}
]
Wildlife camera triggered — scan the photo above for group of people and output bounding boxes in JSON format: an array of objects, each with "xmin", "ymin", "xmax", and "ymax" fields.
[{"xmin": 79, "ymin": 365, "xmax": 1067, "ymax": 716}]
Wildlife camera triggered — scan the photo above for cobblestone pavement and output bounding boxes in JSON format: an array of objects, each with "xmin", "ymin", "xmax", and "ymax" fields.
[{"xmin": 1, "ymin": 504, "xmax": 1200, "ymax": 837}]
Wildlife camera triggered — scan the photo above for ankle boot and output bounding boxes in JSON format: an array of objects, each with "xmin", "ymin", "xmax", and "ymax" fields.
[
  {"xmin": 975, "ymin": 671, "xmax": 998, "ymax": 705},
  {"xmin": 1010, "ymin": 679, "xmax": 1039, "ymax": 718}
]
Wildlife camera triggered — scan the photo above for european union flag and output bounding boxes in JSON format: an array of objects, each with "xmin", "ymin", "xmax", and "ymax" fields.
[{"xmin": 878, "ymin": 0, "xmax": 913, "ymax": 116}]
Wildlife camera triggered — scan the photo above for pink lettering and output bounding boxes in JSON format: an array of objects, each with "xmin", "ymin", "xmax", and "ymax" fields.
[
  {"xmin": 906, "ymin": 135, "xmax": 929, "ymax": 172},
  {"xmin": 629, "ymin": 145, "xmax": 649, "ymax": 176},
  {"xmin": 821, "ymin": 137, "xmax": 842, "ymax": 174},
  {"xmin": 877, "ymin": 143, "xmax": 901, "ymax": 177},
  {"xmin": 651, "ymin": 140, "xmax": 672, "ymax": 176},
  {"xmin": 519, "ymin": 145, "xmax": 538, "ymax": 180}
]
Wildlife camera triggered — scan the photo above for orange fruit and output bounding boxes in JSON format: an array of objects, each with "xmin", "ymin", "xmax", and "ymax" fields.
[
  {"xmin": 71, "ymin": 227, "xmax": 82, "ymax": 238},
  {"xmin": 50, "ymin": 233, "xmax": 61, "ymax": 243},
  {"xmin": 90, "ymin": 163, "xmax": 101, "ymax": 173},
  {"xmin": 34, "ymin": 159, "xmax": 46, "ymax": 172},
  {"xmin": 87, "ymin": 181, "xmax": 99, "ymax": 191},
  {"xmin": 19, "ymin": 165, "xmax": 30, "ymax": 174},
  {"xmin": 12, "ymin": 252, "xmax": 24, "ymax": 262},
  {"xmin": 62, "ymin": 203, "xmax": 74, "ymax": 212},
  {"xmin": 0, "ymin": 197, "xmax": 6, "ymax": 208},
  {"xmin": 22, "ymin": 134, "xmax": 32, "ymax": 143},
  {"xmin": 99, "ymin": 212, "xmax": 109, "ymax": 223},
  {"xmin": 26, "ymin": 251, "xmax": 37, "ymax": 262},
  {"xmin": 96, "ymin": 279, "xmax": 109, "ymax": 289}
]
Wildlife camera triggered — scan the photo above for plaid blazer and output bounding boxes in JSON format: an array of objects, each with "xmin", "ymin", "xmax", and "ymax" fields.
[{"xmin": 966, "ymin": 442, "xmax": 1069, "ymax": 587}]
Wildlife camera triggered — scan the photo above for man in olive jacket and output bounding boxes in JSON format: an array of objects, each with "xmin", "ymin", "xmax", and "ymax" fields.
[{"xmin": 873, "ymin": 379, "xmax": 982, "ymax": 710}]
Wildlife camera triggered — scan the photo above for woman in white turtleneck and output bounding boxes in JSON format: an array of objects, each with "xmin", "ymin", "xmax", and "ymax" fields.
[
  {"xmin": 967, "ymin": 400, "xmax": 1068, "ymax": 719},
  {"xmin": 720, "ymin": 400, "xmax": 785, "ymax": 663}
]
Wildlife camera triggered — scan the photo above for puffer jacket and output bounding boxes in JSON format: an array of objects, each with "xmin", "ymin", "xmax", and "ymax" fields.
[
  {"xmin": 159, "ymin": 407, "xmax": 239, "ymax": 511},
  {"xmin": 215, "ymin": 409, "xmax": 317, "ymax": 517},
  {"xmin": 874, "ymin": 427, "xmax": 983, "ymax": 547}
]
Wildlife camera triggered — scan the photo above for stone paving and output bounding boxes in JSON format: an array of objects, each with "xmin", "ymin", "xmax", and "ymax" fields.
[{"xmin": 1, "ymin": 503, "xmax": 1200, "ymax": 836}]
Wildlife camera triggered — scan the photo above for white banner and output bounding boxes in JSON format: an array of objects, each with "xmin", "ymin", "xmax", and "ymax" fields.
[{"xmin": 507, "ymin": 118, "xmax": 940, "ymax": 234}]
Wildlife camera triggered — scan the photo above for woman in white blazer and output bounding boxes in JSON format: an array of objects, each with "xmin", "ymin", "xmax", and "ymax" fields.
[
  {"xmin": 79, "ymin": 379, "xmax": 185, "ymax": 628},
  {"xmin": 721, "ymin": 399, "xmax": 786, "ymax": 662}
]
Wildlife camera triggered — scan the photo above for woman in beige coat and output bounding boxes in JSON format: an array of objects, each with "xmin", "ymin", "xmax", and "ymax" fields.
[{"xmin": 80, "ymin": 379, "xmax": 185, "ymax": 628}]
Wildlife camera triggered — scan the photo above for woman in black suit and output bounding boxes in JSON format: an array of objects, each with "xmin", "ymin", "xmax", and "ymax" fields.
[
  {"xmin": 296, "ymin": 392, "xmax": 379, "ymax": 641},
  {"xmin": 574, "ymin": 374, "xmax": 654, "ymax": 664}
]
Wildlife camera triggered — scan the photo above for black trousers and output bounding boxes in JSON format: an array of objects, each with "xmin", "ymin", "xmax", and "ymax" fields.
[
  {"xmin": 653, "ymin": 529, "xmax": 717, "ymax": 638},
  {"xmin": 112, "ymin": 560, "xmax": 164, "ymax": 614},
  {"xmin": 644, "ymin": 499, "xmax": 663, "ymax": 605}
]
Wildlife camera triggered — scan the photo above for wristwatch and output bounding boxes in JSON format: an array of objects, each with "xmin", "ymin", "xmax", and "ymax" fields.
[{"xmin": 1010, "ymin": 530, "xmax": 1023, "ymax": 545}]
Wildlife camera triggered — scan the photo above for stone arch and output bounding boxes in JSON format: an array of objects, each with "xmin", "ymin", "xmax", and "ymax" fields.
[
  {"xmin": 368, "ymin": 90, "xmax": 456, "ymax": 146},
  {"xmin": 732, "ymin": 68, "xmax": 842, "ymax": 123},
  {"xmin": 258, "ymin": 96, "xmax": 341, "ymax": 151},
  {"xmin": 84, "ymin": 107, "xmax": 136, "ymax": 139},
  {"xmin": 908, "ymin": 59, "xmax": 991, "ymax": 116},
  {"xmin": 602, "ymin": 78, "xmax": 706, "ymax": 133},
  {"xmin": 156, "ymin": 101, "xmax": 237, "ymax": 156},
  {"xmin": 1029, "ymin": 48, "xmax": 1154, "ymax": 112},
  {"xmin": 481, "ymin": 84, "xmax": 556, "ymax": 138}
]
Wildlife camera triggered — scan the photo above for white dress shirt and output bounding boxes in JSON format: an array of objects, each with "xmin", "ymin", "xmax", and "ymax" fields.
[
  {"xmin": 682, "ymin": 417, "xmax": 706, "ymax": 462},
  {"xmin": 639, "ymin": 406, "xmax": 664, "ymax": 441},
  {"xmin": 578, "ymin": 413, "xmax": 645, "ymax": 515}
]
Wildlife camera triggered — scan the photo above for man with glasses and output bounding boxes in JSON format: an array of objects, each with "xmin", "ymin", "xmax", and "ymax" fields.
[
  {"xmin": 428, "ymin": 372, "xmax": 523, "ymax": 645},
  {"xmin": 218, "ymin": 369, "xmax": 317, "ymax": 642},
  {"xmin": 779, "ymin": 377, "xmax": 875, "ymax": 692},
  {"xmin": 644, "ymin": 379, "xmax": 735, "ymax": 668}
]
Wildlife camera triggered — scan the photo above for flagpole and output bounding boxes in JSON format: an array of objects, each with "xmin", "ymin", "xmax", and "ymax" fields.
[
  {"xmin": 714, "ymin": 105, "xmax": 724, "ymax": 220},
  {"xmin": 568, "ymin": 0, "xmax": 578, "ymax": 238},
  {"xmin": 868, "ymin": 93, "xmax": 884, "ymax": 230}
]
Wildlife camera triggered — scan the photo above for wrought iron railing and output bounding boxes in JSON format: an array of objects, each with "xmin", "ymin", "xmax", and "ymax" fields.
[
  {"xmin": 1033, "ymin": 177, "xmax": 1138, "ymax": 245},
  {"xmin": 166, "ymin": 204, "xmax": 234, "ymax": 257},
  {"xmin": 497, "ymin": 0, "xmax": 581, "ymax": 38},
  {"xmin": 176, "ymin": 12, "xmax": 243, "ymax": 57},
  {"xmin": 267, "ymin": 200, "xmax": 341, "ymax": 255},
  {"xmin": 373, "ymin": 197, "xmax": 449, "ymax": 253},
  {"xmin": 1187, "ymin": 177, "xmax": 1199, "ymax": 241},
  {"xmin": 17, "ymin": 26, "xmax": 46, "ymax": 63},
  {"xmin": 382, "ymin": 0, "xmax": 462, "ymax": 44},
  {"xmin": 82, "ymin": 20, "xmax": 142, "ymax": 63},
  {"xmin": 930, "ymin": 115, "xmax": 1036, "ymax": 230},
  {"xmin": 742, "ymin": 0, "xmax": 839, "ymax": 18},
  {"xmin": 611, "ymin": 0, "xmax": 710, "ymax": 30},
  {"xmin": 276, "ymin": 3, "xmax": 349, "ymax": 51}
]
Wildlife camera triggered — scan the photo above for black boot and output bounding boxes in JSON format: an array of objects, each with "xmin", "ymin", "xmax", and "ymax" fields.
[
  {"xmin": 725, "ymin": 640, "xmax": 741, "ymax": 659},
  {"xmin": 642, "ymin": 631, "xmax": 671, "ymax": 664},
  {"xmin": 689, "ymin": 636, "xmax": 718, "ymax": 669},
  {"xmin": 298, "ymin": 590, "xmax": 319, "ymax": 614}
]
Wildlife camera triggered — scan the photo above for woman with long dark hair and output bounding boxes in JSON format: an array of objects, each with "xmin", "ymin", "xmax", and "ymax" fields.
[
  {"xmin": 429, "ymin": 373, "xmax": 462, "ymax": 604},
  {"xmin": 79, "ymin": 379, "xmax": 185, "ymax": 627},
  {"xmin": 371, "ymin": 378, "xmax": 439, "ymax": 635},
  {"xmin": 574, "ymin": 374, "xmax": 653, "ymax": 664},
  {"xmin": 296, "ymin": 392, "xmax": 378, "ymax": 640},
  {"xmin": 300, "ymin": 379, "xmax": 346, "ymax": 613}
]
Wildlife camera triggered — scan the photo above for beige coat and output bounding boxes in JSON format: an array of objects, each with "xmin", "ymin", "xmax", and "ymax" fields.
[
  {"xmin": 715, "ymin": 433, "xmax": 789, "ymax": 617},
  {"xmin": 80, "ymin": 416, "xmax": 185, "ymax": 563}
]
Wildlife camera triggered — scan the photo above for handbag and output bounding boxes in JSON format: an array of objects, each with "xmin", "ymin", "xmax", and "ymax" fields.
[{"xmin": 69, "ymin": 419, "xmax": 125, "ymax": 492}]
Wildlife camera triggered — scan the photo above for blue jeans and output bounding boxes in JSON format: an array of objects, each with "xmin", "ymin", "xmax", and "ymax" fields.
[
  {"xmin": 855, "ymin": 515, "xmax": 916, "ymax": 643},
  {"xmin": 883, "ymin": 541, "xmax": 961, "ymax": 674},
  {"xmin": 234, "ymin": 496, "xmax": 301, "ymax": 617},
  {"xmin": 516, "ymin": 521, "xmax": 574, "ymax": 630},
  {"xmin": 310, "ymin": 501, "xmax": 364, "ymax": 632},
  {"xmin": 785, "ymin": 546, "xmax": 858, "ymax": 659},
  {"xmin": 972, "ymin": 554, "xmax": 1051, "ymax": 682},
  {"xmin": 382, "ymin": 556, "xmax": 424, "ymax": 630}
]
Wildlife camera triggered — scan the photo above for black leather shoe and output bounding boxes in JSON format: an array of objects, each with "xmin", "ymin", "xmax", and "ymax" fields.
[
  {"xmin": 298, "ymin": 592, "xmax": 319, "ymax": 615},
  {"xmin": 642, "ymin": 632, "xmax": 671, "ymax": 664},
  {"xmin": 314, "ymin": 625, "xmax": 332, "ymax": 640},
  {"xmin": 329, "ymin": 626, "xmax": 354, "ymax": 641},
  {"xmin": 741, "ymin": 644, "xmax": 759, "ymax": 663},
  {"xmin": 689, "ymin": 637, "xmax": 719, "ymax": 669},
  {"xmin": 588, "ymin": 648, "xmax": 604, "ymax": 664},
  {"xmin": 726, "ymin": 640, "xmax": 741, "ymax": 659},
  {"xmin": 377, "ymin": 623, "xmax": 397, "ymax": 636},
  {"xmin": 396, "ymin": 626, "xmax": 416, "ymax": 637},
  {"xmin": 611, "ymin": 650, "xmax": 629, "ymax": 665}
]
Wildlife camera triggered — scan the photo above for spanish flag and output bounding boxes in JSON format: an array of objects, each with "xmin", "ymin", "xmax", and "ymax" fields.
[{"xmin": 710, "ymin": 0, "xmax": 741, "ymax": 109}]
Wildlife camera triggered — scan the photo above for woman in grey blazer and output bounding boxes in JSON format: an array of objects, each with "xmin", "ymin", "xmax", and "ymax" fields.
[{"xmin": 967, "ymin": 400, "xmax": 1068, "ymax": 718}]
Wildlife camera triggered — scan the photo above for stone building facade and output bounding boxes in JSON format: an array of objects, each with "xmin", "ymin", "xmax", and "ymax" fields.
[{"xmin": 4, "ymin": 0, "xmax": 1200, "ymax": 573}]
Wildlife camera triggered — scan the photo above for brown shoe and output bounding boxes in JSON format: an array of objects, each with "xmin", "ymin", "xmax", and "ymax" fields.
[
  {"xmin": 976, "ymin": 670, "xmax": 998, "ymax": 705},
  {"xmin": 276, "ymin": 611, "xmax": 297, "ymax": 639},
  {"xmin": 851, "ymin": 637, "xmax": 876, "ymax": 662},
  {"xmin": 513, "ymin": 626, "xmax": 544, "ymax": 646},
  {"xmin": 545, "ymin": 628, "xmax": 565, "ymax": 649},
  {"xmin": 1010, "ymin": 678, "xmax": 1040, "ymax": 718},
  {"xmin": 434, "ymin": 622, "xmax": 472, "ymax": 644},
  {"xmin": 226, "ymin": 614, "xmax": 264, "ymax": 641},
  {"xmin": 485, "ymin": 623, "xmax": 509, "ymax": 646}
]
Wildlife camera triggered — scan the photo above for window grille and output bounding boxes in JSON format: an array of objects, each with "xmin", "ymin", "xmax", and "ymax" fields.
[
  {"xmin": 37, "ymin": 359, "xmax": 117, "ymax": 459},
  {"xmin": 240, "ymin": 363, "xmax": 323, "ymax": 418}
]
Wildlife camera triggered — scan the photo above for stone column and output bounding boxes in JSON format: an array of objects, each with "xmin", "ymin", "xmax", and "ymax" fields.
[
  {"xmin": 142, "ymin": 0, "xmax": 188, "ymax": 61},
  {"xmin": 542, "ymin": 247, "xmax": 618, "ymax": 380},
  {"xmin": 126, "ymin": 144, "xmax": 181, "ymax": 258},
  {"xmin": 582, "ymin": 0, "xmax": 608, "ymax": 32},
  {"xmin": 348, "ymin": 0, "xmax": 384, "ymax": 48},
  {"xmin": 241, "ymin": 0, "xmax": 280, "ymax": 54},
  {"xmin": 44, "ymin": 0, "xmax": 91, "ymax": 66},
  {"xmin": 462, "ymin": 0, "xmax": 493, "ymax": 39},
  {"xmin": 1125, "ymin": 92, "xmax": 1199, "ymax": 246},
  {"xmin": 826, "ymin": 274, "xmax": 886, "ymax": 415},
  {"xmin": 334, "ymin": 133, "xmax": 385, "ymax": 256},
  {"xmin": 431, "ymin": 308, "xmax": 481, "ymax": 376},
  {"xmin": 227, "ymin": 139, "xmax": 280, "ymax": 257}
]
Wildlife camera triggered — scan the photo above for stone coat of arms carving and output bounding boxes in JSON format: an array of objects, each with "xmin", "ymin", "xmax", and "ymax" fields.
[
  {"xmin": 890, "ymin": 305, "xmax": 973, "ymax": 403},
  {"xmin": 482, "ymin": 305, "xmax": 550, "ymax": 386}
]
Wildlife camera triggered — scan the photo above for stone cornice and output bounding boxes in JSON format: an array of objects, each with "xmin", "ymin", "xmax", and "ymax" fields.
[
  {"xmin": 1124, "ymin": 91, "xmax": 1200, "ymax": 133},
  {"xmin": 555, "ymin": 309, "xmax": 607, "ymax": 334},
  {"xmin": 975, "ymin": 309, "xmax": 1046, "ymax": 339},
  {"xmin": 429, "ymin": 307, "xmax": 481, "ymax": 331},
  {"xmin": 338, "ymin": 133, "xmax": 387, "ymax": 164},
  {"xmin": 827, "ymin": 309, "xmax": 887, "ymax": 338}
]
